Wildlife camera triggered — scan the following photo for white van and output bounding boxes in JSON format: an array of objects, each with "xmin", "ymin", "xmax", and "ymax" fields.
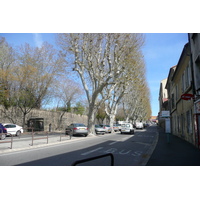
[
  {"xmin": 121, "ymin": 123, "xmax": 134, "ymax": 134},
  {"xmin": 135, "ymin": 122, "xmax": 144, "ymax": 129}
]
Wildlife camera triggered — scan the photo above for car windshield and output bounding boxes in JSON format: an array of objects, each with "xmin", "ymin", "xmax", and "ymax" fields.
[
  {"xmin": 95, "ymin": 125, "xmax": 101, "ymax": 128},
  {"xmin": 74, "ymin": 124, "xmax": 86, "ymax": 127},
  {"xmin": 121, "ymin": 124, "xmax": 130, "ymax": 127}
]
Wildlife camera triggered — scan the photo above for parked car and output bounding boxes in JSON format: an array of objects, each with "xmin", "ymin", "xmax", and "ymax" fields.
[
  {"xmin": 3, "ymin": 123, "xmax": 23, "ymax": 136},
  {"xmin": 135, "ymin": 122, "xmax": 144, "ymax": 129},
  {"xmin": 113, "ymin": 124, "xmax": 119, "ymax": 132},
  {"xmin": 121, "ymin": 123, "xmax": 134, "ymax": 134},
  {"xmin": 65, "ymin": 123, "xmax": 88, "ymax": 137},
  {"xmin": 0, "ymin": 123, "xmax": 7, "ymax": 140},
  {"xmin": 99, "ymin": 125, "xmax": 111, "ymax": 133},
  {"xmin": 95, "ymin": 125, "xmax": 105, "ymax": 135},
  {"xmin": 115, "ymin": 124, "xmax": 122, "ymax": 131}
]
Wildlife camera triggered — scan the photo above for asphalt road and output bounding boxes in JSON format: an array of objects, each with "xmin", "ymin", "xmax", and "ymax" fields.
[{"xmin": 0, "ymin": 125, "xmax": 158, "ymax": 166}]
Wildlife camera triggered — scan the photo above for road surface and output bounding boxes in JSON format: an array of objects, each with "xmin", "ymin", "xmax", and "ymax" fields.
[{"xmin": 0, "ymin": 125, "xmax": 158, "ymax": 166}]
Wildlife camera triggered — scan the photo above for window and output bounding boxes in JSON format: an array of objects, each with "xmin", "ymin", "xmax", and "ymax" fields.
[
  {"xmin": 171, "ymin": 93, "xmax": 175, "ymax": 109},
  {"xmin": 177, "ymin": 115, "xmax": 180, "ymax": 133},
  {"xmin": 185, "ymin": 64, "xmax": 191, "ymax": 89},
  {"xmin": 182, "ymin": 72, "xmax": 185, "ymax": 92},
  {"xmin": 5, "ymin": 124, "xmax": 16, "ymax": 128},
  {"xmin": 175, "ymin": 85, "xmax": 178, "ymax": 100}
]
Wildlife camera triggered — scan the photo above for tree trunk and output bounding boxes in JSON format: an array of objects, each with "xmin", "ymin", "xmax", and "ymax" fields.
[
  {"xmin": 87, "ymin": 106, "xmax": 96, "ymax": 135},
  {"xmin": 109, "ymin": 113, "xmax": 116, "ymax": 133},
  {"xmin": 57, "ymin": 111, "xmax": 65, "ymax": 130},
  {"xmin": 22, "ymin": 112, "xmax": 26, "ymax": 128}
]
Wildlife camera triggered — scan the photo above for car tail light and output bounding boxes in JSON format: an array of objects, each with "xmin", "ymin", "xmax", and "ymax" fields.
[{"xmin": 74, "ymin": 127, "xmax": 78, "ymax": 130}]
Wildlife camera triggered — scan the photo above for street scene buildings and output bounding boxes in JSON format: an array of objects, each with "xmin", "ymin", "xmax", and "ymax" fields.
[{"xmin": 158, "ymin": 33, "xmax": 200, "ymax": 148}]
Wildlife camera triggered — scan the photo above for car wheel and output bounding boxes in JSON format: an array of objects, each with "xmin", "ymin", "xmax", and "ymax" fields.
[
  {"xmin": 0, "ymin": 134, "xmax": 6, "ymax": 140},
  {"xmin": 16, "ymin": 130, "xmax": 21, "ymax": 136},
  {"xmin": 84, "ymin": 134, "xmax": 88, "ymax": 137}
]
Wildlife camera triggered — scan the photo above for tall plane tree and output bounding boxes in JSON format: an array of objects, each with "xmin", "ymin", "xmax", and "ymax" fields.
[{"xmin": 57, "ymin": 33, "xmax": 144, "ymax": 134}]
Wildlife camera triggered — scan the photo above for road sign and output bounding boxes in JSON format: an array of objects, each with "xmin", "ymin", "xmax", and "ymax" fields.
[{"xmin": 181, "ymin": 93, "xmax": 194, "ymax": 100}]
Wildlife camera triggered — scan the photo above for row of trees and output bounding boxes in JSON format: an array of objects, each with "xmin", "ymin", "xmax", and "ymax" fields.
[
  {"xmin": 57, "ymin": 33, "xmax": 151, "ymax": 133},
  {"xmin": 0, "ymin": 34, "xmax": 151, "ymax": 133}
]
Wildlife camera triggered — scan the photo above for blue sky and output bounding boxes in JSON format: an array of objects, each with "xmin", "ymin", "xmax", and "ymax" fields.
[
  {"xmin": 0, "ymin": 33, "xmax": 189, "ymax": 116},
  {"xmin": 143, "ymin": 33, "xmax": 188, "ymax": 116}
]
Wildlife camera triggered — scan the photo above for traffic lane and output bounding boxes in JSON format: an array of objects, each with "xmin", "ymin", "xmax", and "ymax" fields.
[
  {"xmin": 86, "ymin": 132, "xmax": 157, "ymax": 166},
  {"xmin": 0, "ymin": 133, "xmax": 121, "ymax": 165},
  {"xmin": 74, "ymin": 128, "xmax": 158, "ymax": 166},
  {"xmin": 0, "ymin": 127, "xmax": 158, "ymax": 166},
  {"xmin": 17, "ymin": 130, "xmax": 157, "ymax": 166}
]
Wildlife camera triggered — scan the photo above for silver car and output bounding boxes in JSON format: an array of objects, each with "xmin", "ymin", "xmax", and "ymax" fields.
[
  {"xmin": 99, "ymin": 125, "xmax": 111, "ymax": 133},
  {"xmin": 65, "ymin": 123, "xmax": 88, "ymax": 137},
  {"xmin": 95, "ymin": 125, "xmax": 105, "ymax": 135}
]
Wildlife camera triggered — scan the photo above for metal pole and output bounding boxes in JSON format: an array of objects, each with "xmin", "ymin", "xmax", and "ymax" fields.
[
  {"xmin": 11, "ymin": 134, "xmax": 13, "ymax": 149},
  {"xmin": 32, "ymin": 132, "xmax": 34, "ymax": 146},
  {"xmin": 47, "ymin": 132, "xmax": 49, "ymax": 144}
]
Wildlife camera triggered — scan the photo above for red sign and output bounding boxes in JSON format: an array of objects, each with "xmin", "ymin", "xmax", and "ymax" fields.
[{"xmin": 181, "ymin": 93, "xmax": 194, "ymax": 100}]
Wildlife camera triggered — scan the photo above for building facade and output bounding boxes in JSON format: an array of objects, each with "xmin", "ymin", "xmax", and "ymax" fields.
[
  {"xmin": 158, "ymin": 78, "xmax": 169, "ymax": 129},
  {"xmin": 188, "ymin": 33, "xmax": 200, "ymax": 148},
  {"xmin": 159, "ymin": 34, "xmax": 200, "ymax": 148},
  {"xmin": 167, "ymin": 43, "xmax": 194, "ymax": 144}
]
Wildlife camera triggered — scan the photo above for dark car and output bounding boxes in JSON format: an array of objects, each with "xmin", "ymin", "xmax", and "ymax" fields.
[
  {"xmin": 65, "ymin": 123, "xmax": 88, "ymax": 137},
  {"xmin": 0, "ymin": 123, "xmax": 7, "ymax": 140}
]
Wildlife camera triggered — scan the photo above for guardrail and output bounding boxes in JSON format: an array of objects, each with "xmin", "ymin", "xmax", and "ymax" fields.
[
  {"xmin": 72, "ymin": 153, "xmax": 114, "ymax": 166},
  {"xmin": 60, "ymin": 132, "xmax": 72, "ymax": 141},
  {"xmin": 31, "ymin": 131, "xmax": 49, "ymax": 146},
  {"xmin": 0, "ymin": 127, "xmax": 77, "ymax": 150}
]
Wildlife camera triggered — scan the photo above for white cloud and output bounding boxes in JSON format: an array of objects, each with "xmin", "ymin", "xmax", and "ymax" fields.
[{"xmin": 33, "ymin": 33, "xmax": 43, "ymax": 48}]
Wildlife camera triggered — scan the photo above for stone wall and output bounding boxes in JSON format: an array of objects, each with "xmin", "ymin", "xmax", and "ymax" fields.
[{"xmin": 0, "ymin": 106, "xmax": 88, "ymax": 132}]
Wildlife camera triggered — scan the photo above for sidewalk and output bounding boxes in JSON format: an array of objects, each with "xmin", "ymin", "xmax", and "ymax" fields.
[
  {"xmin": 147, "ymin": 126, "xmax": 200, "ymax": 166},
  {"xmin": 0, "ymin": 133, "xmax": 89, "ymax": 154}
]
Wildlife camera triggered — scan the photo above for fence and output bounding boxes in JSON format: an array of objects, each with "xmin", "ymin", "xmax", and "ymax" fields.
[
  {"xmin": 31, "ymin": 131, "xmax": 49, "ymax": 146},
  {"xmin": 0, "ymin": 127, "xmax": 70, "ymax": 150},
  {"xmin": 0, "ymin": 128, "xmax": 13, "ymax": 149},
  {"xmin": 60, "ymin": 132, "xmax": 72, "ymax": 141}
]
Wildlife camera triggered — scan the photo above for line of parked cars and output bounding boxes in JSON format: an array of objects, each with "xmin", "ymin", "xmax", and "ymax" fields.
[
  {"xmin": 64, "ymin": 122, "xmax": 151, "ymax": 137},
  {"xmin": 65, "ymin": 123, "xmax": 122, "ymax": 137},
  {"xmin": 0, "ymin": 121, "xmax": 148, "ymax": 140},
  {"xmin": 0, "ymin": 123, "xmax": 24, "ymax": 140}
]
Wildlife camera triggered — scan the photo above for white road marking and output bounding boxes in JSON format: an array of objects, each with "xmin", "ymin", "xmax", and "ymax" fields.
[
  {"xmin": 109, "ymin": 141, "xmax": 118, "ymax": 145},
  {"xmin": 119, "ymin": 149, "xmax": 132, "ymax": 155},
  {"xmin": 105, "ymin": 148, "xmax": 118, "ymax": 154},
  {"xmin": 81, "ymin": 147, "xmax": 104, "ymax": 156}
]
